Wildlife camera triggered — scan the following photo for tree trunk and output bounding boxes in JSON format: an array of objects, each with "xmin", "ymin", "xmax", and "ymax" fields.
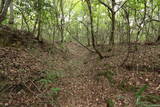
[
  {"xmin": 37, "ymin": 16, "xmax": 41, "ymax": 41},
  {"xmin": 96, "ymin": 15, "xmax": 100, "ymax": 45},
  {"xmin": 123, "ymin": 8, "xmax": 131, "ymax": 44},
  {"xmin": 52, "ymin": 27, "xmax": 56, "ymax": 45},
  {"xmin": 32, "ymin": 17, "xmax": 38, "ymax": 34},
  {"xmin": 0, "ymin": 0, "xmax": 12, "ymax": 24},
  {"xmin": 8, "ymin": 0, "xmax": 14, "ymax": 25},
  {"xmin": 156, "ymin": 6, "xmax": 160, "ymax": 42},
  {"xmin": 86, "ymin": 0, "xmax": 103, "ymax": 59},
  {"xmin": 60, "ymin": 0, "xmax": 64, "ymax": 43},
  {"xmin": 87, "ymin": 30, "xmax": 90, "ymax": 46},
  {"xmin": 37, "ymin": 0, "xmax": 42, "ymax": 42},
  {"xmin": 0, "ymin": 0, "xmax": 5, "ymax": 13},
  {"xmin": 110, "ymin": 12, "xmax": 115, "ymax": 45},
  {"xmin": 21, "ymin": 14, "xmax": 24, "ymax": 30},
  {"xmin": 79, "ymin": 20, "xmax": 90, "ymax": 46}
]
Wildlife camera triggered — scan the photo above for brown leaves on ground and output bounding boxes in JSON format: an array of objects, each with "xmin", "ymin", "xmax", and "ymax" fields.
[
  {"xmin": 0, "ymin": 25, "xmax": 37, "ymax": 47},
  {"xmin": 0, "ymin": 47, "xmax": 44, "ymax": 72},
  {"xmin": 0, "ymin": 47, "xmax": 51, "ymax": 106},
  {"xmin": 0, "ymin": 41, "xmax": 160, "ymax": 106},
  {"xmin": 89, "ymin": 44, "xmax": 160, "ymax": 106}
]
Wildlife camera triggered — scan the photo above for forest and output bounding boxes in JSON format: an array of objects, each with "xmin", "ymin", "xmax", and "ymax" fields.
[{"xmin": 0, "ymin": 0, "xmax": 160, "ymax": 106}]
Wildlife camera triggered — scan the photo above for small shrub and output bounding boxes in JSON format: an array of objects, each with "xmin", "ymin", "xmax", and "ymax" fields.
[
  {"xmin": 51, "ymin": 88, "xmax": 61, "ymax": 94},
  {"xmin": 135, "ymin": 85, "xmax": 160, "ymax": 107},
  {"xmin": 48, "ymin": 87, "xmax": 61, "ymax": 104},
  {"xmin": 118, "ymin": 80, "xmax": 138, "ymax": 92},
  {"xmin": 106, "ymin": 98, "xmax": 114, "ymax": 107},
  {"xmin": 96, "ymin": 70, "xmax": 116, "ymax": 85},
  {"xmin": 39, "ymin": 70, "xmax": 58, "ymax": 85}
]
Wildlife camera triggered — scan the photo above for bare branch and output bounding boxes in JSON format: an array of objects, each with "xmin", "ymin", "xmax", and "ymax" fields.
[
  {"xmin": 148, "ymin": 19, "xmax": 160, "ymax": 23},
  {"xmin": 98, "ymin": 0, "xmax": 113, "ymax": 12},
  {"xmin": 72, "ymin": 36, "xmax": 95, "ymax": 53},
  {"xmin": 115, "ymin": 0, "xmax": 128, "ymax": 13}
]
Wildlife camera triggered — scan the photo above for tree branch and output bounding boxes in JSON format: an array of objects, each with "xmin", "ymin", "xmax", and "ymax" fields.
[
  {"xmin": 147, "ymin": 19, "xmax": 160, "ymax": 23},
  {"xmin": 115, "ymin": 0, "xmax": 128, "ymax": 13},
  {"xmin": 98, "ymin": 0, "xmax": 113, "ymax": 12}
]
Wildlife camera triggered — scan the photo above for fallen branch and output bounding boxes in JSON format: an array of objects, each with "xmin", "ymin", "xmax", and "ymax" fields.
[{"xmin": 71, "ymin": 36, "xmax": 95, "ymax": 53}]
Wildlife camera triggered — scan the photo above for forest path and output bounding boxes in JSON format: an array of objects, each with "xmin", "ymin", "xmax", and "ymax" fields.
[
  {"xmin": 57, "ymin": 42, "xmax": 89, "ymax": 77},
  {"xmin": 55, "ymin": 42, "xmax": 108, "ymax": 107}
]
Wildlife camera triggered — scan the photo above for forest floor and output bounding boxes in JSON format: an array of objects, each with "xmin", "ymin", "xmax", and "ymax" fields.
[
  {"xmin": 0, "ymin": 28, "xmax": 160, "ymax": 107},
  {"xmin": 54, "ymin": 42, "xmax": 160, "ymax": 107}
]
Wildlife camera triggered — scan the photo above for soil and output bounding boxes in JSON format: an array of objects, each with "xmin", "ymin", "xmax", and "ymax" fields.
[
  {"xmin": 0, "ymin": 29, "xmax": 159, "ymax": 106},
  {"xmin": 53, "ymin": 43, "xmax": 160, "ymax": 107}
]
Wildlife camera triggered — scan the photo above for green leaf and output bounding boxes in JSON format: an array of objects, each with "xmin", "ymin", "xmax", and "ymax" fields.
[
  {"xmin": 106, "ymin": 98, "xmax": 114, "ymax": 107},
  {"xmin": 39, "ymin": 79, "xmax": 52, "ymax": 84},
  {"xmin": 136, "ymin": 85, "xmax": 148, "ymax": 97},
  {"xmin": 51, "ymin": 88, "xmax": 61, "ymax": 93}
]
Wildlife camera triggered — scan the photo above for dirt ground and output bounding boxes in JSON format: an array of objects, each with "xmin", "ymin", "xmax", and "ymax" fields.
[
  {"xmin": 53, "ymin": 43, "xmax": 160, "ymax": 107},
  {"xmin": 0, "ymin": 41, "xmax": 160, "ymax": 107}
]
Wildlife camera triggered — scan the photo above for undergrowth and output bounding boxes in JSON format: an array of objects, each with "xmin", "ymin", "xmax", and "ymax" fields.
[
  {"xmin": 96, "ymin": 70, "xmax": 116, "ymax": 86},
  {"xmin": 39, "ymin": 70, "xmax": 59, "ymax": 85},
  {"xmin": 135, "ymin": 85, "xmax": 160, "ymax": 107},
  {"xmin": 38, "ymin": 70, "xmax": 61, "ymax": 105},
  {"xmin": 118, "ymin": 79, "xmax": 139, "ymax": 92}
]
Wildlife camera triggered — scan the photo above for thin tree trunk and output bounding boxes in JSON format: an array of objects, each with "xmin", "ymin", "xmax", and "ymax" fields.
[
  {"xmin": 0, "ymin": 0, "xmax": 12, "ymax": 24},
  {"xmin": 21, "ymin": 11, "xmax": 30, "ymax": 31},
  {"xmin": 0, "ymin": 0, "xmax": 5, "ymax": 12},
  {"xmin": 32, "ymin": 17, "xmax": 38, "ymax": 34},
  {"xmin": 37, "ymin": 0, "xmax": 42, "ymax": 42},
  {"xmin": 21, "ymin": 14, "xmax": 23, "ymax": 30},
  {"xmin": 8, "ymin": 0, "xmax": 14, "ymax": 24},
  {"xmin": 15, "ymin": 5, "xmax": 30, "ymax": 31},
  {"xmin": 124, "ymin": 8, "xmax": 131, "ymax": 44},
  {"xmin": 60, "ymin": 0, "xmax": 64, "ymax": 43},
  {"xmin": 37, "ymin": 16, "xmax": 41, "ymax": 41},
  {"xmin": 79, "ymin": 20, "xmax": 90, "ymax": 46},
  {"xmin": 96, "ymin": 15, "xmax": 100, "ymax": 45},
  {"xmin": 86, "ymin": 0, "xmax": 103, "ymax": 59},
  {"xmin": 87, "ymin": 30, "xmax": 90, "ymax": 46},
  {"xmin": 110, "ymin": 12, "xmax": 115, "ymax": 45},
  {"xmin": 156, "ymin": 6, "xmax": 160, "ymax": 42},
  {"xmin": 136, "ymin": 0, "xmax": 147, "ymax": 42},
  {"xmin": 52, "ymin": 27, "xmax": 56, "ymax": 45}
]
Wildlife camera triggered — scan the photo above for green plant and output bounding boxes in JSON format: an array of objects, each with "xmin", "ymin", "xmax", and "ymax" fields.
[
  {"xmin": 39, "ymin": 70, "xmax": 58, "ymax": 85},
  {"xmin": 143, "ymin": 94, "xmax": 160, "ymax": 104},
  {"xmin": 118, "ymin": 80, "xmax": 138, "ymax": 92},
  {"xmin": 96, "ymin": 71, "xmax": 116, "ymax": 85},
  {"xmin": 44, "ymin": 87, "xmax": 61, "ymax": 105},
  {"xmin": 135, "ymin": 85, "xmax": 160, "ymax": 107},
  {"xmin": 106, "ymin": 98, "xmax": 114, "ymax": 107},
  {"xmin": 39, "ymin": 78, "xmax": 52, "ymax": 85},
  {"xmin": 51, "ymin": 88, "xmax": 61, "ymax": 94}
]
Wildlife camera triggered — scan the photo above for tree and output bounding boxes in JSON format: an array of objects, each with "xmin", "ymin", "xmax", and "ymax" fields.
[
  {"xmin": 0, "ymin": 0, "xmax": 12, "ymax": 24},
  {"xmin": 85, "ymin": 0, "xmax": 104, "ymax": 59},
  {"xmin": 156, "ymin": 4, "xmax": 160, "ymax": 42},
  {"xmin": 60, "ymin": 0, "xmax": 65, "ymax": 43},
  {"xmin": 0, "ymin": 0, "xmax": 159, "ymax": 46},
  {"xmin": 8, "ymin": 0, "xmax": 14, "ymax": 24},
  {"xmin": 98, "ymin": 0, "xmax": 127, "ymax": 45},
  {"xmin": 122, "ymin": 6, "xmax": 131, "ymax": 44},
  {"xmin": 37, "ymin": 0, "xmax": 42, "ymax": 42}
]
